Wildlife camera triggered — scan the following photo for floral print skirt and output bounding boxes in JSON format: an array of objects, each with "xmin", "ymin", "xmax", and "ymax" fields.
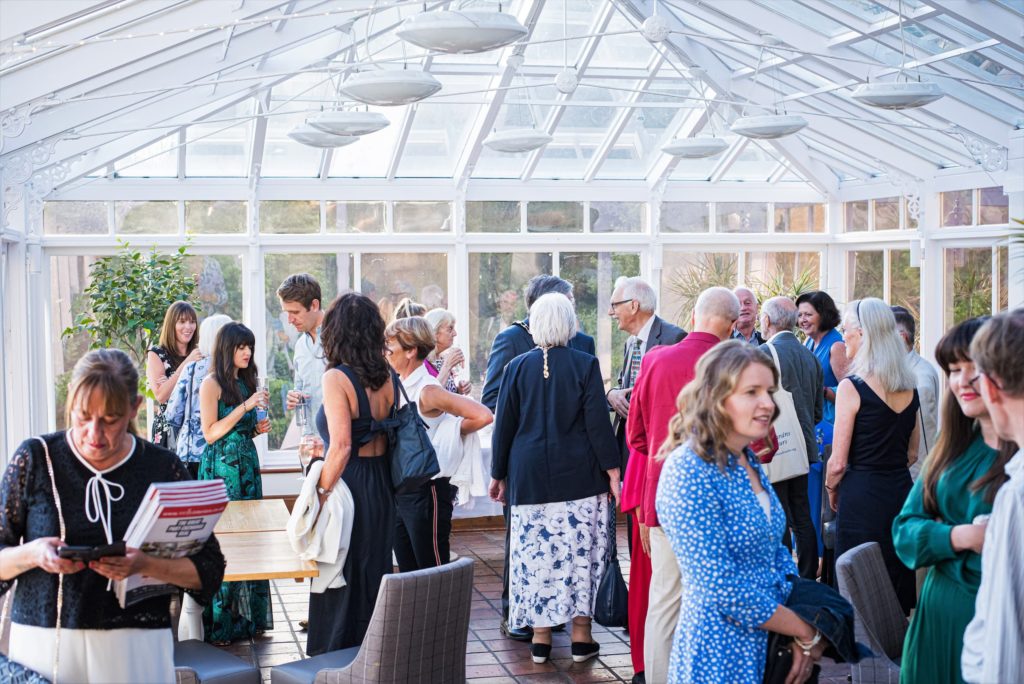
[{"xmin": 508, "ymin": 494, "xmax": 611, "ymax": 629}]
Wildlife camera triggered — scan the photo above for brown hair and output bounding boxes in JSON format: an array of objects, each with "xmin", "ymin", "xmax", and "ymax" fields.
[
  {"xmin": 322, "ymin": 293, "xmax": 391, "ymax": 390},
  {"xmin": 657, "ymin": 341, "xmax": 780, "ymax": 469},
  {"xmin": 924, "ymin": 317, "xmax": 1015, "ymax": 514},
  {"xmin": 276, "ymin": 273, "xmax": 322, "ymax": 310},
  {"xmin": 385, "ymin": 316, "xmax": 435, "ymax": 361},
  {"xmin": 391, "ymin": 297, "xmax": 426, "ymax": 321},
  {"xmin": 971, "ymin": 308, "xmax": 1024, "ymax": 396},
  {"xmin": 65, "ymin": 349, "xmax": 140, "ymax": 435},
  {"xmin": 157, "ymin": 301, "xmax": 198, "ymax": 365}
]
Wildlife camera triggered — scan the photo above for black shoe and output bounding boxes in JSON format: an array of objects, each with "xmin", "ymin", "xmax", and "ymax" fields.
[
  {"xmin": 552, "ymin": 623, "xmax": 566, "ymax": 632},
  {"xmin": 571, "ymin": 641, "xmax": 600, "ymax": 663},
  {"xmin": 298, "ymin": 620, "xmax": 308, "ymax": 632},
  {"xmin": 500, "ymin": 620, "xmax": 533, "ymax": 641},
  {"xmin": 530, "ymin": 642, "xmax": 552, "ymax": 664},
  {"xmin": 631, "ymin": 673, "xmax": 646, "ymax": 684}
]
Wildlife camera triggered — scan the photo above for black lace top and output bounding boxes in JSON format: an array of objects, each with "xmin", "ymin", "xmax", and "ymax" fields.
[{"xmin": 0, "ymin": 432, "xmax": 225, "ymax": 630}]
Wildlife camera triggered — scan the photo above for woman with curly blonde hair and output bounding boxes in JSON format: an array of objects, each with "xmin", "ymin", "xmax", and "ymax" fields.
[{"xmin": 655, "ymin": 341, "xmax": 826, "ymax": 684}]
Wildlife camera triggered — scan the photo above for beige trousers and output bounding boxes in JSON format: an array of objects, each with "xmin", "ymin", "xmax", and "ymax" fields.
[{"xmin": 644, "ymin": 526, "xmax": 681, "ymax": 683}]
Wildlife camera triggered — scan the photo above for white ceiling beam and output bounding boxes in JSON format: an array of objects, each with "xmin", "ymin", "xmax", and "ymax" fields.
[
  {"xmin": 249, "ymin": 90, "xmax": 270, "ymax": 184},
  {"xmin": 385, "ymin": 53, "xmax": 435, "ymax": 180},
  {"xmin": 583, "ymin": 52, "xmax": 664, "ymax": 182},
  {"xmin": 766, "ymin": 137, "xmax": 839, "ymax": 195},
  {"xmin": 646, "ymin": 101, "xmax": 710, "ymax": 188},
  {"xmin": 708, "ymin": 137, "xmax": 748, "ymax": 183},
  {"xmin": 2, "ymin": 4, "xmax": 345, "ymax": 154},
  {"xmin": 0, "ymin": 0, "xmax": 124, "ymax": 44},
  {"xmin": 520, "ymin": 1, "xmax": 617, "ymax": 181},
  {"xmin": 452, "ymin": 0, "xmax": 547, "ymax": 186},
  {"xmin": 318, "ymin": 149, "xmax": 332, "ymax": 179},
  {"xmin": 828, "ymin": 5, "xmax": 941, "ymax": 48},
  {"xmin": 921, "ymin": 0, "xmax": 1024, "ymax": 53}
]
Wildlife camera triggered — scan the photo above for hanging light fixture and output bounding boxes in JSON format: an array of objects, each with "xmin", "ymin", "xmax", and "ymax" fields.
[
  {"xmin": 483, "ymin": 128, "xmax": 553, "ymax": 153},
  {"xmin": 396, "ymin": 10, "xmax": 528, "ymax": 54},
  {"xmin": 661, "ymin": 137, "xmax": 729, "ymax": 158},
  {"xmin": 850, "ymin": 81, "xmax": 944, "ymax": 110},
  {"xmin": 731, "ymin": 113, "xmax": 808, "ymax": 139},
  {"xmin": 340, "ymin": 69, "xmax": 442, "ymax": 106},
  {"xmin": 850, "ymin": 0, "xmax": 944, "ymax": 110},
  {"xmin": 288, "ymin": 123, "xmax": 359, "ymax": 148},
  {"xmin": 308, "ymin": 110, "xmax": 390, "ymax": 136}
]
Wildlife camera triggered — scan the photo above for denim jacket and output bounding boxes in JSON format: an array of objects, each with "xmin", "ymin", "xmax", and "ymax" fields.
[{"xmin": 785, "ymin": 576, "xmax": 872, "ymax": 663}]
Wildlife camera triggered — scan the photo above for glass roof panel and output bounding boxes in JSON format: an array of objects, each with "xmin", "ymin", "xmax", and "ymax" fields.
[
  {"xmin": 522, "ymin": 0, "xmax": 599, "ymax": 67},
  {"xmin": 669, "ymin": 136, "xmax": 738, "ymax": 181},
  {"xmin": 721, "ymin": 140, "xmax": 786, "ymax": 182},
  {"xmin": 820, "ymin": 0, "xmax": 895, "ymax": 23},
  {"xmin": 261, "ymin": 72, "xmax": 337, "ymax": 178},
  {"xmin": 185, "ymin": 100, "xmax": 253, "ymax": 177},
  {"xmin": 749, "ymin": 0, "xmax": 848, "ymax": 35},
  {"xmin": 114, "ymin": 133, "xmax": 178, "ymax": 178},
  {"xmin": 590, "ymin": 11, "xmax": 652, "ymax": 68},
  {"xmin": 531, "ymin": 79, "xmax": 634, "ymax": 180},
  {"xmin": 395, "ymin": 76, "xmax": 484, "ymax": 177},
  {"xmin": 328, "ymin": 106, "xmax": 403, "ymax": 178},
  {"xmin": 470, "ymin": 78, "xmax": 562, "ymax": 179}
]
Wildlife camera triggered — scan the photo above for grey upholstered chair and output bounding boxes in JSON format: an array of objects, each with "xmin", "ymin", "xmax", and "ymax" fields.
[
  {"xmin": 272, "ymin": 557, "xmax": 475, "ymax": 684},
  {"xmin": 836, "ymin": 542, "xmax": 907, "ymax": 684},
  {"xmin": 174, "ymin": 639, "xmax": 260, "ymax": 684}
]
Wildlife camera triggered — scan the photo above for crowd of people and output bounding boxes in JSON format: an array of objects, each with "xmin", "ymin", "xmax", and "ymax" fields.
[{"xmin": 1, "ymin": 268, "xmax": 1022, "ymax": 683}]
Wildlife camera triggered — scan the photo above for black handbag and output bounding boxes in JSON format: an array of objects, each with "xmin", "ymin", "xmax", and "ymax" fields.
[
  {"xmin": 763, "ymin": 632, "xmax": 820, "ymax": 684},
  {"xmin": 387, "ymin": 372, "xmax": 440, "ymax": 494},
  {"xmin": 593, "ymin": 500, "xmax": 628, "ymax": 628}
]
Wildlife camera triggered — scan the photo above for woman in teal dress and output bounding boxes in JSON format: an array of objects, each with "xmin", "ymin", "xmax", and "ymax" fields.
[
  {"xmin": 892, "ymin": 317, "xmax": 1016, "ymax": 684},
  {"xmin": 199, "ymin": 322, "xmax": 273, "ymax": 644}
]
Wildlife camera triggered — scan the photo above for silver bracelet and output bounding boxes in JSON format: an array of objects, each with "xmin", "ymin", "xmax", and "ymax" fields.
[{"xmin": 794, "ymin": 630, "xmax": 822, "ymax": 655}]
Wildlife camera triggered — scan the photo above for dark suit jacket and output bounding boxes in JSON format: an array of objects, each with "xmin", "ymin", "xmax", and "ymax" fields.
[
  {"xmin": 481, "ymin": 319, "xmax": 596, "ymax": 412},
  {"xmin": 759, "ymin": 331, "xmax": 824, "ymax": 464},
  {"xmin": 491, "ymin": 346, "xmax": 620, "ymax": 506},
  {"xmin": 611, "ymin": 316, "xmax": 687, "ymax": 468}
]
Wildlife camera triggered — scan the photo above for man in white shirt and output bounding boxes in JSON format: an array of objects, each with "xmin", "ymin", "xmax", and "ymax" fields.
[
  {"xmin": 277, "ymin": 274, "xmax": 327, "ymax": 419},
  {"xmin": 961, "ymin": 308, "xmax": 1024, "ymax": 684},
  {"xmin": 891, "ymin": 306, "xmax": 940, "ymax": 478}
]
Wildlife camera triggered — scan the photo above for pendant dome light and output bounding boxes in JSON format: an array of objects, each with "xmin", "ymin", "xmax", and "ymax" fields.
[
  {"xmin": 483, "ymin": 128, "xmax": 553, "ymax": 153},
  {"xmin": 396, "ymin": 10, "xmax": 528, "ymax": 54},
  {"xmin": 288, "ymin": 123, "xmax": 359, "ymax": 148},
  {"xmin": 850, "ymin": 81, "xmax": 944, "ymax": 110},
  {"xmin": 662, "ymin": 68, "xmax": 729, "ymax": 158},
  {"xmin": 308, "ymin": 111, "xmax": 390, "ymax": 136},
  {"xmin": 730, "ymin": 37, "xmax": 808, "ymax": 140},
  {"xmin": 340, "ymin": 69, "xmax": 442, "ymax": 106}
]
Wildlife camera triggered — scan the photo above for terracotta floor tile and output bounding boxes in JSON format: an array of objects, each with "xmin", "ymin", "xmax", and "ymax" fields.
[
  {"xmin": 504, "ymin": 660, "xmax": 559, "ymax": 675},
  {"xmin": 467, "ymin": 664, "xmax": 513, "ymax": 677}
]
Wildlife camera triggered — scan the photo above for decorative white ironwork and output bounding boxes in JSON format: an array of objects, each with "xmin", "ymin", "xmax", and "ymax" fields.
[
  {"xmin": 0, "ymin": 138, "xmax": 80, "ymax": 229},
  {"xmin": 879, "ymin": 162, "xmax": 923, "ymax": 224},
  {"xmin": 949, "ymin": 126, "xmax": 1008, "ymax": 173}
]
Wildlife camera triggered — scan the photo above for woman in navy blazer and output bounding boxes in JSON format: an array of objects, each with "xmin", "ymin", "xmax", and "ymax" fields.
[{"xmin": 490, "ymin": 293, "xmax": 621, "ymax": 666}]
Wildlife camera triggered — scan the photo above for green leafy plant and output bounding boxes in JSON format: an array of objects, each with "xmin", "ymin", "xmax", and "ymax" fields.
[
  {"xmin": 665, "ymin": 253, "xmax": 738, "ymax": 325},
  {"xmin": 61, "ymin": 240, "xmax": 199, "ymax": 371},
  {"xmin": 750, "ymin": 264, "xmax": 819, "ymax": 303}
]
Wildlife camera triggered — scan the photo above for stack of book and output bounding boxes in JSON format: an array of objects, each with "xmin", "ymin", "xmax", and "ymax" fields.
[{"xmin": 115, "ymin": 479, "xmax": 229, "ymax": 608}]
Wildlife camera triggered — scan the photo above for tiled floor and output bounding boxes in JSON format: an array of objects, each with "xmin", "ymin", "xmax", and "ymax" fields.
[{"xmin": 218, "ymin": 525, "xmax": 852, "ymax": 683}]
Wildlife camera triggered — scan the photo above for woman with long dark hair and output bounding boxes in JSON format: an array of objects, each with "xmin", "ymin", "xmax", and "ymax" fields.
[
  {"xmin": 892, "ymin": 317, "xmax": 1016, "ymax": 684},
  {"xmin": 198, "ymin": 322, "xmax": 271, "ymax": 644},
  {"xmin": 147, "ymin": 301, "xmax": 201, "ymax": 448},
  {"xmin": 307, "ymin": 293, "xmax": 397, "ymax": 656}
]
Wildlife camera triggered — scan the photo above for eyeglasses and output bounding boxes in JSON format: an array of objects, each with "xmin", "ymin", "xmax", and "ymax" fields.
[{"xmin": 609, "ymin": 298, "xmax": 635, "ymax": 309}]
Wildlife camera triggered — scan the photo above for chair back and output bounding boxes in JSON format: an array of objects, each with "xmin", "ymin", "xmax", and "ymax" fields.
[
  {"xmin": 836, "ymin": 542, "xmax": 907, "ymax": 683},
  {"xmin": 322, "ymin": 557, "xmax": 474, "ymax": 684}
]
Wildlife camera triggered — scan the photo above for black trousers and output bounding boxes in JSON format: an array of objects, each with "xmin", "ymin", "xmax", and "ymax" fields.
[
  {"xmin": 394, "ymin": 478, "xmax": 455, "ymax": 572},
  {"xmin": 772, "ymin": 474, "xmax": 819, "ymax": 579},
  {"xmin": 501, "ymin": 502, "xmax": 512, "ymax": 618}
]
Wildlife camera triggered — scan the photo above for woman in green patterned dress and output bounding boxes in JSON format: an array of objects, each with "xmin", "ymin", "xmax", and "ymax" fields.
[
  {"xmin": 892, "ymin": 317, "xmax": 1016, "ymax": 684},
  {"xmin": 199, "ymin": 322, "xmax": 273, "ymax": 644}
]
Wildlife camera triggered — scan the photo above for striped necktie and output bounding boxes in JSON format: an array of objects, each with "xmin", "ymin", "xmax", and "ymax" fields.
[{"xmin": 627, "ymin": 337, "xmax": 643, "ymax": 388}]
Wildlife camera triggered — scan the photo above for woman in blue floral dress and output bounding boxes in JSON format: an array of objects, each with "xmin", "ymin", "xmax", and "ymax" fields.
[
  {"xmin": 656, "ymin": 341, "xmax": 826, "ymax": 683},
  {"xmin": 199, "ymin": 322, "xmax": 273, "ymax": 644}
]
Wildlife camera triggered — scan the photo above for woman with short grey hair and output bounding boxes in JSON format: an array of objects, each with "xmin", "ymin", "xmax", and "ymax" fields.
[
  {"xmin": 489, "ymin": 292, "xmax": 621, "ymax": 665},
  {"xmin": 827, "ymin": 297, "xmax": 920, "ymax": 614}
]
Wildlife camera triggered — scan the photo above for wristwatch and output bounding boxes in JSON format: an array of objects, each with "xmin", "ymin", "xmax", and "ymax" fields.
[{"xmin": 316, "ymin": 485, "xmax": 331, "ymax": 496}]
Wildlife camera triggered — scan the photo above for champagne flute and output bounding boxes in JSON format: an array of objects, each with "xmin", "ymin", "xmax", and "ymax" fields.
[{"xmin": 255, "ymin": 377, "xmax": 269, "ymax": 422}]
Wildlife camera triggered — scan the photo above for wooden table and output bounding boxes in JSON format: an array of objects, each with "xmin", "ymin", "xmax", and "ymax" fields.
[{"xmin": 178, "ymin": 499, "xmax": 317, "ymax": 641}]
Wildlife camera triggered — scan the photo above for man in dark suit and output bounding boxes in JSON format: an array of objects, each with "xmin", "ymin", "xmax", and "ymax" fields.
[
  {"xmin": 481, "ymin": 274, "xmax": 595, "ymax": 641},
  {"xmin": 759, "ymin": 296, "xmax": 823, "ymax": 579}
]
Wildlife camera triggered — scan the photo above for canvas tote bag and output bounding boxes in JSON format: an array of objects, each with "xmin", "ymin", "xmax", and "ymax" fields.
[{"xmin": 762, "ymin": 343, "xmax": 810, "ymax": 484}]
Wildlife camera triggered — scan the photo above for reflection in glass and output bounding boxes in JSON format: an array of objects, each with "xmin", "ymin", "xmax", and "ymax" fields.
[
  {"xmin": 185, "ymin": 201, "xmax": 246, "ymax": 234},
  {"xmin": 115, "ymin": 201, "xmax": 177, "ymax": 234},
  {"xmin": 326, "ymin": 201, "xmax": 385, "ymax": 233},
  {"xmin": 468, "ymin": 252, "xmax": 552, "ymax": 391},
  {"xmin": 716, "ymin": 203, "xmax": 767, "ymax": 233},
  {"xmin": 845, "ymin": 201, "xmax": 868, "ymax": 232},
  {"xmin": 941, "ymin": 190, "xmax": 973, "ymax": 227},
  {"xmin": 847, "ymin": 250, "xmax": 884, "ymax": 301},
  {"xmin": 466, "ymin": 201, "xmax": 520, "ymax": 233},
  {"xmin": 944, "ymin": 247, "xmax": 993, "ymax": 328},
  {"xmin": 660, "ymin": 203, "xmax": 709, "ymax": 233},
  {"xmin": 44, "ymin": 202, "xmax": 109, "ymax": 235},
  {"xmin": 590, "ymin": 202, "xmax": 645, "ymax": 233},
  {"xmin": 260, "ymin": 200, "xmax": 319, "ymax": 234},
  {"xmin": 394, "ymin": 201, "xmax": 452, "ymax": 233},
  {"xmin": 361, "ymin": 253, "xmax": 448, "ymax": 323},
  {"xmin": 874, "ymin": 197, "xmax": 900, "ymax": 231},
  {"xmin": 978, "ymin": 187, "xmax": 1008, "ymax": 225},
  {"xmin": 527, "ymin": 201, "xmax": 583, "ymax": 232},
  {"xmin": 775, "ymin": 203, "xmax": 825, "ymax": 233}
]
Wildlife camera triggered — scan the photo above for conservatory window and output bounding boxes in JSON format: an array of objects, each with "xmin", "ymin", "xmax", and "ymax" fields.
[
  {"xmin": 466, "ymin": 201, "xmax": 522, "ymax": 234},
  {"xmin": 326, "ymin": 202, "xmax": 385, "ymax": 234},
  {"xmin": 941, "ymin": 190, "xmax": 974, "ymax": 227},
  {"xmin": 44, "ymin": 202, "xmax": 110, "ymax": 235},
  {"xmin": 944, "ymin": 246, "xmax": 1011, "ymax": 329},
  {"xmin": 660, "ymin": 203, "xmax": 710, "ymax": 233},
  {"xmin": 115, "ymin": 201, "xmax": 177, "ymax": 234},
  {"xmin": 527, "ymin": 202, "xmax": 585, "ymax": 233},
  {"xmin": 774, "ymin": 203, "xmax": 826, "ymax": 234},
  {"xmin": 260, "ymin": 201, "xmax": 320, "ymax": 234},
  {"xmin": 185, "ymin": 201, "xmax": 246, "ymax": 235},
  {"xmin": 978, "ymin": 187, "xmax": 1009, "ymax": 225}
]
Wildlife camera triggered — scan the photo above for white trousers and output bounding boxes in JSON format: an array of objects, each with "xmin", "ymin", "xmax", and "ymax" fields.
[
  {"xmin": 644, "ymin": 526, "xmax": 681, "ymax": 684},
  {"xmin": 9, "ymin": 622, "xmax": 174, "ymax": 684}
]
